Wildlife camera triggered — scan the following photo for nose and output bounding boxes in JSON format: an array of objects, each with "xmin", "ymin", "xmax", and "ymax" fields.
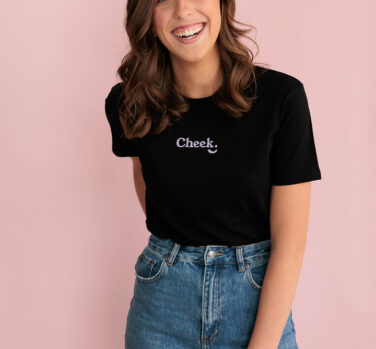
[{"xmin": 173, "ymin": 0, "xmax": 195, "ymax": 17}]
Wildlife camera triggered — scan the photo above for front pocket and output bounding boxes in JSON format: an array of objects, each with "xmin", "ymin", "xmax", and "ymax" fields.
[
  {"xmin": 134, "ymin": 249, "xmax": 168, "ymax": 284},
  {"xmin": 245, "ymin": 256, "xmax": 270, "ymax": 291}
]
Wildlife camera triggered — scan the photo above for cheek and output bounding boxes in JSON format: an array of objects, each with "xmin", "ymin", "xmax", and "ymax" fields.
[
  {"xmin": 199, "ymin": 0, "xmax": 221, "ymax": 12},
  {"xmin": 198, "ymin": 3, "xmax": 222, "ymax": 30},
  {"xmin": 152, "ymin": 10, "xmax": 169, "ymax": 35}
]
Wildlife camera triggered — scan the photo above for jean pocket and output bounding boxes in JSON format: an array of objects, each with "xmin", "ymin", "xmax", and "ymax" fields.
[
  {"xmin": 245, "ymin": 254, "xmax": 270, "ymax": 291},
  {"xmin": 134, "ymin": 247, "xmax": 168, "ymax": 284}
]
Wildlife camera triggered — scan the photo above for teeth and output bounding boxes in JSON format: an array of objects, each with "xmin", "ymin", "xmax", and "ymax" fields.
[{"xmin": 173, "ymin": 24, "xmax": 204, "ymax": 38}]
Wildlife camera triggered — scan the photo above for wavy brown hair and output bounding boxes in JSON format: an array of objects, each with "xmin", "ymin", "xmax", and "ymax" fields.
[{"xmin": 116, "ymin": 0, "xmax": 268, "ymax": 139}]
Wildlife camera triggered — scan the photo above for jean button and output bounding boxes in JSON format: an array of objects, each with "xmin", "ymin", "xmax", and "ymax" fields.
[{"xmin": 208, "ymin": 250, "xmax": 216, "ymax": 258}]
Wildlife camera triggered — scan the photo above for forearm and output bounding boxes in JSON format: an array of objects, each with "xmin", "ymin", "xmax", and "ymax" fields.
[{"xmin": 247, "ymin": 246, "xmax": 305, "ymax": 349}]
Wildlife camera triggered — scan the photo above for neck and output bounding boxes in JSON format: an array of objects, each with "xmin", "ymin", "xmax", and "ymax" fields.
[{"xmin": 170, "ymin": 44, "xmax": 223, "ymax": 99}]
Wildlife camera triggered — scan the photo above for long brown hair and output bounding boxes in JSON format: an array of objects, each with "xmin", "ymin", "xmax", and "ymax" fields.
[{"xmin": 116, "ymin": 0, "xmax": 268, "ymax": 139}]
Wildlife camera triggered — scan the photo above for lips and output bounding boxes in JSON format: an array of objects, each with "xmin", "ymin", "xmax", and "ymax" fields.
[{"xmin": 171, "ymin": 22, "xmax": 206, "ymax": 34}]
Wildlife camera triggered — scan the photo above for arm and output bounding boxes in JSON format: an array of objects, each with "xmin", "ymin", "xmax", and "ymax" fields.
[
  {"xmin": 131, "ymin": 156, "xmax": 146, "ymax": 216},
  {"xmin": 247, "ymin": 181, "xmax": 311, "ymax": 349}
]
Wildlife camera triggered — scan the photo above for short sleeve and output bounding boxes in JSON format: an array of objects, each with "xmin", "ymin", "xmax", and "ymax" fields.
[
  {"xmin": 270, "ymin": 83, "xmax": 322, "ymax": 185},
  {"xmin": 104, "ymin": 83, "xmax": 138, "ymax": 157}
]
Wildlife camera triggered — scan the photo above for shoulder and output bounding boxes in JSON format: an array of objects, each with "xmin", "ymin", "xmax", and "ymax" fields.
[
  {"xmin": 105, "ymin": 82, "xmax": 123, "ymax": 105},
  {"xmin": 105, "ymin": 82, "xmax": 124, "ymax": 118},
  {"xmin": 104, "ymin": 82, "xmax": 125, "ymax": 126},
  {"xmin": 254, "ymin": 65, "xmax": 304, "ymax": 97}
]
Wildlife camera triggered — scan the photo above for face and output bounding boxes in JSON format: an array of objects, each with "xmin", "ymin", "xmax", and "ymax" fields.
[{"xmin": 152, "ymin": 0, "xmax": 222, "ymax": 64}]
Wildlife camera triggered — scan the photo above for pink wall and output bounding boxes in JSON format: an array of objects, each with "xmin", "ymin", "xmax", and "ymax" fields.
[{"xmin": 1, "ymin": 0, "xmax": 375, "ymax": 348}]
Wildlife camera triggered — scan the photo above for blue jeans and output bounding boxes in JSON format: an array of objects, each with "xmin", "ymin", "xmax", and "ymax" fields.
[{"xmin": 125, "ymin": 233, "xmax": 299, "ymax": 348}]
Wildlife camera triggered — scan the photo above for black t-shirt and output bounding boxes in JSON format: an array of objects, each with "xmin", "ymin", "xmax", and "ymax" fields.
[{"xmin": 104, "ymin": 67, "xmax": 322, "ymax": 246}]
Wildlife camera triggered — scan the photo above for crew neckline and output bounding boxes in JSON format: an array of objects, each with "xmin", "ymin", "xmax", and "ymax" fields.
[{"xmin": 183, "ymin": 94, "xmax": 214, "ymax": 106}]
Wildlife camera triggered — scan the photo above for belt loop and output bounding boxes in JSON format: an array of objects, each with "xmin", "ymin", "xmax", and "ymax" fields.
[
  {"xmin": 235, "ymin": 246, "xmax": 246, "ymax": 272},
  {"xmin": 235, "ymin": 246, "xmax": 245, "ymax": 272},
  {"xmin": 165, "ymin": 242, "xmax": 180, "ymax": 266}
]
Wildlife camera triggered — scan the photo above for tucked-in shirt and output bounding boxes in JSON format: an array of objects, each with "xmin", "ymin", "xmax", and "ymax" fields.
[{"xmin": 104, "ymin": 66, "xmax": 322, "ymax": 246}]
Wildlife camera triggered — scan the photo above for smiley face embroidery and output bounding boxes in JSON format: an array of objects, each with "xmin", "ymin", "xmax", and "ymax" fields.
[{"xmin": 176, "ymin": 137, "xmax": 218, "ymax": 154}]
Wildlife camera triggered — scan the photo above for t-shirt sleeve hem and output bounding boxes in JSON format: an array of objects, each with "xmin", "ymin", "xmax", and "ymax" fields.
[{"xmin": 271, "ymin": 169, "xmax": 322, "ymax": 186}]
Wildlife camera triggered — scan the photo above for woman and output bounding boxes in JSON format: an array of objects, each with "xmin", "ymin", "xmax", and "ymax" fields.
[{"xmin": 105, "ymin": 0, "xmax": 322, "ymax": 348}]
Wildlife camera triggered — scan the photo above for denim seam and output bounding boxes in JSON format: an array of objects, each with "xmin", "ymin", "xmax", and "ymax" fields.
[
  {"xmin": 245, "ymin": 263, "xmax": 262, "ymax": 290},
  {"xmin": 168, "ymin": 257, "xmax": 269, "ymax": 264}
]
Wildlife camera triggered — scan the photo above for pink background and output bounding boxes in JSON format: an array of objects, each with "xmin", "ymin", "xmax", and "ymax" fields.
[{"xmin": 1, "ymin": 0, "xmax": 375, "ymax": 348}]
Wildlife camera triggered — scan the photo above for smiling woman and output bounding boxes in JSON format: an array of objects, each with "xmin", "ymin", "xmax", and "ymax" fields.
[
  {"xmin": 108, "ymin": 0, "xmax": 264, "ymax": 142},
  {"xmin": 104, "ymin": 0, "xmax": 322, "ymax": 348}
]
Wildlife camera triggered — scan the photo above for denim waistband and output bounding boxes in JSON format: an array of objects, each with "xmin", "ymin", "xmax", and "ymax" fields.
[{"xmin": 147, "ymin": 233, "xmax": 271, "ymax": 272}]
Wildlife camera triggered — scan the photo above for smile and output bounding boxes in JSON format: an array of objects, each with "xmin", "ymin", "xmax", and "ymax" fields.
[{"xmin": 172, "ymin": 22, "xmax": 207, "ymax": 44}]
